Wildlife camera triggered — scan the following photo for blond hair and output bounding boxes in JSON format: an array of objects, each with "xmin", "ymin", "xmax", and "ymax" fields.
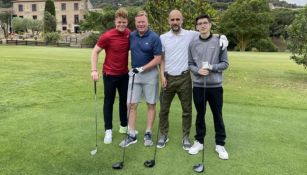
[
  {"xmin": 115, "ymin": 8, "xmax": 128, "ymax": 19},
  {"xmin": 135, "ymin": 10, "xmax": 147, "ymax": 17}
]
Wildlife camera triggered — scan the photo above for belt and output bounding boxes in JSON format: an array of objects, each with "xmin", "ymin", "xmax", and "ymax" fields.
[{"xmin": 166, "ymin": 70, "xmax": 189, "ymax": 77}]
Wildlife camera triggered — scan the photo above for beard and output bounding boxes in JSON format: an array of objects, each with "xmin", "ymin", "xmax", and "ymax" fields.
[{"xmin": 171, "ymin": 24, "xmax": 181, "ymax": 33}]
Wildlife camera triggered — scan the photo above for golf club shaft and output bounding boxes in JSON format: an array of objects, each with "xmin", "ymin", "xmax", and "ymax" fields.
[
  {"xmin": 122, "ymin": 74, "xmax": 135, "ymax": 163},
  {"xmin": 94, "ymin": 81, "xmax": 98, "ymax": 148},
  {"xmin": 151, "ymin": 87, "xmax": 165, "ymax": 163},
  {"xmin": 202, "ymin": 77, "xmax": 207, "ymax": 164}
]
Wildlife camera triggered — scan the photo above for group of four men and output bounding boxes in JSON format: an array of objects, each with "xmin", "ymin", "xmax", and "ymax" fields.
[{"xmin": 90, "ymin": 8, "xmax": 229, "ymax": 160}]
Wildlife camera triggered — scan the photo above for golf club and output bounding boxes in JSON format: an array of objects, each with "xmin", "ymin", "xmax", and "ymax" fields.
[
  {"xmin": 193, "ymin": 72, "xmax": 207, "ymax": 173},
  {"xmin": 144, "ymin": 83, "xmax": 166, "ymax": 168},
  {"xmin": 90, "ymin": 81, "xmax": 98, "ymax": 156},
  {"xmin": 112, "ymin": 74, "xmax": 135, "ymax": 170}
]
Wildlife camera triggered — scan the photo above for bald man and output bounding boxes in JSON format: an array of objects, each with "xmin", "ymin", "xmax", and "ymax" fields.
[{"xmin": 157, "ymin": 9, "xmax": 228, "ymax": 151}]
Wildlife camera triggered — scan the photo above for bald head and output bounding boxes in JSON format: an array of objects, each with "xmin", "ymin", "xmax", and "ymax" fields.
[
  {"xmin": 168, "ymin": 9, "xmax": 183, "ymax": 33},
  {"xmin": 169, "ymin": 9, "xmax": 183, "ymax": 19}
]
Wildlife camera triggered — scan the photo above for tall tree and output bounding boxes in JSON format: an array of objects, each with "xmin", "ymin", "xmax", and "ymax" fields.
[
  {"xmin": 219, "ymin": 0, "xmax": 272, "ymax": 51},
  {"xmin": 44, "ymin": 12, "xmax": 56, "ymax": 32},
  {"xmin": 44, "ymin": 0, "xmax": 56, "ymax": 32},
  {"xmin": 44, "ymin": 0, "xmax": 56, "ymax": 16},
  {"xmin": 80, "ymin": 6, "xmax": 141, "ymax": 32},
  {"xmin": 269, "ymin": 8, "xmax": 297, "ymax": 38},
  {"xmin": 144, "ymin": 0, "xmax": 217, "ymax": 34},
  {"xmin": 287, "ymin": 6, "xmax": 307, "ymax": 68},
  {"xmin": 0, "ymin": 11, "xmax": 11, "ymax": 38}
]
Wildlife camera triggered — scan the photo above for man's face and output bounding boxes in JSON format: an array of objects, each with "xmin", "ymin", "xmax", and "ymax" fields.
[
  {"xmin": 196, "ymin": 18, "xmax": 211, "ymax": 35},
  {"xmin": 115, "ymin": 17, "xmax": 128, "ymax": 32},
  {"xmin": 135, "ymin": 15, "xmax": 148, "ymax": 34},
  {"xmin": 168, "ymin": 12, "xmax": 183, "ymax": 33}
]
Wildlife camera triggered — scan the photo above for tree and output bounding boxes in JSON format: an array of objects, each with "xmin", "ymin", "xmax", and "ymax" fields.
[
  {"xmin": 144, "ymin": 0, "xmax": 217, "ymax": 34},
  {"xmin": 269, "ymin": 8, "xmax": 297, "ymax": 38},
  {"xmin": 219, "ymin": 0, "xmax": 272, "ymax": 51},
  {"xmin": 0, "ymin": 11, "xmax": 12, "ymax": 38},
  {"xmin": 44, "ymin": 12, "xmax": 56, "ymax": 32},
  {"xmin": 287, "ymin": 6, "xmax": 307, "ymax": 68},
  {"xmin": 44, "ymin": 0, "xmax": 56, "ymax": 32},
  {"xmin": 80, "ymin": 6, "xmax": 140, "ymax": 32},
  {"xmin": 12, "ymin": 17, "xmax": 26, "ymax": 34},
  {"xmin": 30, "ymin": 20, "xmax": 43, "ymax": 35},
  {"xmin": 44, "ymin": 0, "xmax": 56, "ymax": 16}
]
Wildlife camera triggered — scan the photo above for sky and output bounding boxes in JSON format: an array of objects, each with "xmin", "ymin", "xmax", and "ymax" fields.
[{"xmin": 285, "ymin": 0, "xmax": 307, "ymax": 6}]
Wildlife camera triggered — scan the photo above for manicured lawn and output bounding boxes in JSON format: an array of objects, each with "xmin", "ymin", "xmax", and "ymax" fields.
[{"xmin": 0, "ymin": 45, "xmax": 306, "ymax": 175}]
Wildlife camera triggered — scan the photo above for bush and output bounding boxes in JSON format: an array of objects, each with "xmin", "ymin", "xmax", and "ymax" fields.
[
  {"xmin": 81, "ymin": 33, "xmax": 99, "ymax": 48},
  {"xmin": 249, "ymin": 38, "xmax": 278, "ymax": 52},
  {"xmin": 43, "ymin": 32, "xmax": 61, "ymax": 43}
]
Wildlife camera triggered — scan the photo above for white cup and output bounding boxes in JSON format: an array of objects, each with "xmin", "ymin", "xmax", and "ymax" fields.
[{"xmin": 202, "ymin": 61, "xmax": 209, "ymax": 69}]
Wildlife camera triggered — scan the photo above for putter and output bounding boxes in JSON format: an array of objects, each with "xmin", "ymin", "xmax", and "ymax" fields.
[
  {"xmin": 144, "ymin": 84, "xmax": 166, "ymax": 168},
  {"xmin": 112, "ymin": 74, "xmax": 135, "ymax": 170},
  {"xmin": 193, "ymin": 73, "xmax": 207, "ymax": 173},
  {"xmin": 90, "ymin": 81, "xmax": 98, "ymax": 156}
]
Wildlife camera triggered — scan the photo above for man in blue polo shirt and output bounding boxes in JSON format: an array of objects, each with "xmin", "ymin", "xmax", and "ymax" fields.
[{"xmin": 119, "ymin": 11, "xmax": 162, "ymax": 147}]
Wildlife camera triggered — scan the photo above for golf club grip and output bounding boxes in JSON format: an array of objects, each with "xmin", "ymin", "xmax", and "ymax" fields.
[{"xmin": 94, "ymin": 81, "xmax": 97, "ymax": 94}]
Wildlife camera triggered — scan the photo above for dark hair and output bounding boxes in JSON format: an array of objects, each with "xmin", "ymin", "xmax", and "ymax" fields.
[{"xmin": 195, "ymin": 14, "xmax": 211, "ymax": 25}]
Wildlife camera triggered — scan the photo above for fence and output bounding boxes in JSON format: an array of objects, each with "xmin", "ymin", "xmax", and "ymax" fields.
[{"xmin": 5, "ymin": 40, "xmax": 70, "ymax": 47}]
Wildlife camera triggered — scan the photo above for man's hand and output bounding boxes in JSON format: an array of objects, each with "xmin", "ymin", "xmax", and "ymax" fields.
[
  {"xmin": 219, "ymin": 35, "xmax": 228, "ymax": 50},
  {"xmin": 129, "ymin": 67, "xmax": 144, "ymax": 76},
  {"xmin": 132, "ymin": 67, "xmax": 144, "ymax": 74},
  {"xmin": 91, "ymin": 70, "xmax": 99, "ymax": 81},
  {"xmin": 161, "ymin": 75, "xmax": 167, "ymax": 88},
  {"xmin": 198, "ymin": 68, "xmax": 209, "ymax": 76}
]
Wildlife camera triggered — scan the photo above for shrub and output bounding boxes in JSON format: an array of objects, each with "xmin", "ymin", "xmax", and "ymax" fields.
[
  {"xmin": 43, "ymin": 32, "xmax": 61, "ymax": 43},
  {"xmin": 81, "ymin": 33, "xmax": 99, "ymax": 48},
  {"xmin": 249, "ymin": 38, "xmax": 278, "ymax": 52}
]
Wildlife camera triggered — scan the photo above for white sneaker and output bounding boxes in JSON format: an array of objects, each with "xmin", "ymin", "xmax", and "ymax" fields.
[
  {"xmin": 215, "ymin": 145, "xmax": 229, "ymax": 160},
  {"xmin": 104, "ymin": 129, "xmax": 112, "ymax": 144},
  {"xmin": 188, "ymin": 141, "xmax": 203, "ymax": 155}
]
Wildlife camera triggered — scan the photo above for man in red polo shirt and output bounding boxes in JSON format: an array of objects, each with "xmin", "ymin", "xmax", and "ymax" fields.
[{"xmin": 91, "ymin": 8, "xmax": 130, "ymax": 144}]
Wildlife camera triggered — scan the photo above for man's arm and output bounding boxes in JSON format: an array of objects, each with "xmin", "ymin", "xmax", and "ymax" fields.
[
  {"xmin": 210, "ymin": 48, "xmax": 229, "ymax": 73},
  {"xmin": 160, "ymin": 53, "xmax": 167, "ymax": 88},
  {"xmin": 91, "ymin": 45, "xmax": 103, "ymax": 81}
]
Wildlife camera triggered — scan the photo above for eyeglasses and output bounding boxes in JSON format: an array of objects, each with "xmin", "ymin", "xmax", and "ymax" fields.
[{"xmin": 197, "ymin": 22, "xmax": 210, "ymax": 26}]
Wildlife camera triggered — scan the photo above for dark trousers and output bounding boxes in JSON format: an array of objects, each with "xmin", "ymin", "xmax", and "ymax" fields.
[
  {"xmin": 103, "ymin": 74, "xmax": 128, "ymax": 130},
  {"xmin": 193, "ymin": 87, "xmax": 226, "ymax": 145},
  {"xmin": 159, "ymin": 72, "xmax": 192, "ymax": 137}
]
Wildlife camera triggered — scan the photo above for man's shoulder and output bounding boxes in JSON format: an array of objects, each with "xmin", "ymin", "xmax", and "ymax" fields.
[
  {"xmin": 160, "ymin": 30, "xmax": 172, "ymax": 38},
  {"xmin": 148, "ymin": 30, "xmax": 160, "ymax": 38}
]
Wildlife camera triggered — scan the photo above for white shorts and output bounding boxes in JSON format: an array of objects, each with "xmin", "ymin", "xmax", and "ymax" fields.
[{"xmin": 127, "ymin": 68, "xmax": 159, "ymax": 104}]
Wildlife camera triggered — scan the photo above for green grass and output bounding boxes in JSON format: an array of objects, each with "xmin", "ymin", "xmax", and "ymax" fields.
[{"xmin": 0, "ymin": 45, "xmax": 306, "ymax": 175}]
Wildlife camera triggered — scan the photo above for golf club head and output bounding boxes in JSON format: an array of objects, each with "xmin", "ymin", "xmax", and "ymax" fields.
[
  {"xmin": 112, "ymin": 162, "xmax": 124, "ymax": 169},
  {"xmin": 193, "ymin": 163, "xmax": 204, "ymax": 173},
  {"xmin": 90, "ymin": 148, "xmax": 97, "ymax": 156},
  {"xmin": 144, "ymin": 160, "xmax": 155, "ymax": 168}
]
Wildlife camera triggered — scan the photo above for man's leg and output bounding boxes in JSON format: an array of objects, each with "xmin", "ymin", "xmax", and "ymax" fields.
[
  {"xmin": 103, "ymin": 75, "xmax": 117, "ymax": 130},
  {"xmin": 192, "ymin": 87, "xmax": 207, "ymax": 144},
  {"xmin": 177, "ymin": 73, "xmax": 192, "ymax": 138},
  {"xmin": 146, "ymin": 103, "xmax": 156, "ymax": 130},
  {"xmin": 128, "ymin": 103, "xmax": 138, "ymax": 132},
  {"xmin": 207, "ymin": 87, "xmax": 226, "ymax": 146},
  {"xmin": 117, "ymin": 74, "xmax": 128, "ymax": 128},
  {"xmin": 159, "ymin": 86, "xmax": 176, "ymax": 136}
]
